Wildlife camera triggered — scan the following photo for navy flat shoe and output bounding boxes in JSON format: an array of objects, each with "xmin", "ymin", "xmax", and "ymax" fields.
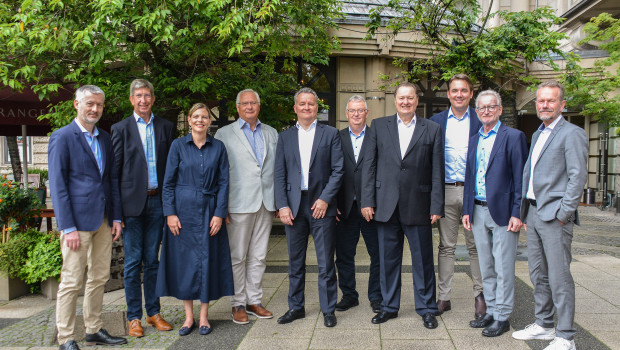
[
  {"xmin": 178, "ymin": 321, "xmax": 195, "ymax": 336},
  {"xmin": 199, "ymin": 325, "xmax": 212, "ymax": 335}
]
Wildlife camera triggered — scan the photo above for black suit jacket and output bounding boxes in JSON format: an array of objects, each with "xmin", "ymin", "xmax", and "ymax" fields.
[
  {"xmin": 337, "ymin": 126, "xmax": 370, "ymax": 219},
  {"xmin": 361, "ymin": 115, "xmax": 445, "ymax": 225},
  {"xmin": 111, "ymin": 115, "xmax": 175, "ymax": 217},
  {"xmin": 274, "ymin": 123, "xmax": 344, "ymax": 218}
]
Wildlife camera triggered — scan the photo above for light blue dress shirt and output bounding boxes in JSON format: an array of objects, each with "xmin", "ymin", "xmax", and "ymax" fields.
[
  {"xmin": 239, "ymin": 118, "xmax": 265, "ymax": 168},
  {"xmin": 349, "ymin": 126, "xmax": 366, "ymax": 163},
  {"xmin": 444, "ymin": 107, "xmax": 470, "ymax": 183},
  {"xmin": 475, "ymin": 121, "xmax": 501, "ymax": 201},
  {"xmin": 134, "ymin": 113, "xmax": 158, "ymax": 190}
]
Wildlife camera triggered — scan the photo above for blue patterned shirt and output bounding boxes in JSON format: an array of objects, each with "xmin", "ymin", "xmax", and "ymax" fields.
[{"xmin": 475, "ymin": 121, "xmax": 501, "ymax": 201}]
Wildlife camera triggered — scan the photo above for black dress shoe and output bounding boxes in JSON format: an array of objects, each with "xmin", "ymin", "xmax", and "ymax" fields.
[
  {"xmin": 323, "ymin": 312, "xmax": 337, "ymax": 327},
  {"xmin": 370, "ymin": 300, "xmax": 382, "ymax": 313},
  {"xmin": 59, "ymin": 340, "xmax": 80, "ymax": 350},
  {"xmin": 84, "ymin": 328, "xmax": 127, "ymax": 345},
  {"xmin": 178, "ymin": 321, "xmax": 195, "ymax": 336},
  {"xmin": 371, "ymin": 311, "xmax": 398, "ymax": 324},
  {"xmin": 422, "ymin": 312, "xmax": 438, "ymax": 329},
  {"xmin": 482, "ymin": 320, "xmax": 510, "ymax": 337},
  {"xmin": 335, "ymin": 296, "xmax": 359, "ymax": 311},
  {"xmin": 469, "ymin": 313, "xmax": 494, "ymax": 328},
  {"xmin": 277, "ymin": 308, "xmax": 306, "ymax": 324}
]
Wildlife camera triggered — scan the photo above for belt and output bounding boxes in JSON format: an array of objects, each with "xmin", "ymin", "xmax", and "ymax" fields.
[
  {"xmin": 474, "ymin": 199, "xmax": 487, "ymax": 207},
  {"xmin": 147, "ymin": 189, "xmax": 159, "ymax": 196},
  {"xmin": 301, "ymin": 190, "xmax": 308, "ymax": 195},
  {"xmin": 528, "ymin": 198, "xmax": 537, "ymax": 207},
  {"xmin": 176, "ymin": 184, "xmax": 215, "ymax": 196},
  {"xmin": 446, "ymin": 182, "xmax": 465, "ymax": 187}
]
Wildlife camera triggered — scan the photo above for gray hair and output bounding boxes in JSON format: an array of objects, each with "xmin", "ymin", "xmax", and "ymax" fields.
[
  {"xmin": 476, "ymin": 89, "xmax": 502, "ymax": 108},
  {"xmin": 537, "ymin": 81, "xmax": 565, "ymax": 101},
  {"xmin": 75, "ymin": 85, "xmax": 105, "ymax": 102},
  {"xmin": 294, "ymin": 87, "xmax": 318, "ymax": 105},
  {"xmin": 130, "ymin": 79, "xmax": 154, "ymax": 96},
  {"xmin": 346, "ymin": 95, "xmax": 367, "ymax": 110},
  {"xmin": 236, "ymin": 89, "xmax": 261, "ymax": 104}
]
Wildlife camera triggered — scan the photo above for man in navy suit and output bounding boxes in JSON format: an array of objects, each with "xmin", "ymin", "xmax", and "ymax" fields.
[
  {"xmin": 430, "ymin": 74, "xmax": 485, "ymax": 319},
  {"xmin": 334, "ymin": 95, "xmax": 381, "ymax": 313},
  {"xmin": 274, "ymin": 87, "xmax": 344, "ymax": 328},
  {"xmin": 49, "ymin": 85, "xmax": 127, "ymax": 350},
  {"xmin": 462, "ymin": 90, "xmax": 527, "ymax": 337},
  {"xmin": 361, "ymin": 82, "xmax": 444, "ymax": 329},
  {"xmin": 111, "ymin": 79, "xmax": 174, "ymax": 337}
]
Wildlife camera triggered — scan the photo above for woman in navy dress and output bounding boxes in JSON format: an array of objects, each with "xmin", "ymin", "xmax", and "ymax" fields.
[{"xmin": 156, "ymin": 103, "xmax": 233, "ymax": 336}]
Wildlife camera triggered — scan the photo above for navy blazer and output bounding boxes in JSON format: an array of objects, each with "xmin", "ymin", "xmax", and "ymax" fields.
[
  {"xmin": 274, "ymin": 123, "xmax": 344, "ymax": 218},
  {"xmin": 111, "ymin": 115, "xmax": 175, "ymax": 217},
  {"xmin": 361, "ymin": 115, "xmax": 445, "ymax": 225},
  {"xmin": 462, "ymin": 123, "xmax": 527, "ymax": 226},
  {"xmin": 49, "ymin": 120, "xmax": 121, "ymax": 231}
]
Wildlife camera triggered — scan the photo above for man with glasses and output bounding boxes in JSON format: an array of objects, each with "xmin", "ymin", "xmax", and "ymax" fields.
[
  {"xmin": 512, "ymin": 81, "xmax": 587, "ymax": 350},
  {"xmin": 462, "ymin": 90, "xmax": 527, "ymax": 337},
  {"xmin": 215, "ymin": 89, "xmax": 278, "ymax": 324},
  {"xmin": 430, "ymin": 74, "xmax": 486, "ymax": 320},
  {"xmin": 111, "ymin": 79, "xmax": 175, "ymax": 337},
  {"xmin": 333, "ymin": 95, "xmax": 382, "ymax": 314}
]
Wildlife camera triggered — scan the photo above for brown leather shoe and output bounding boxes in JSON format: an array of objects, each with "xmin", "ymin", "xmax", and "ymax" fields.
[
  {"xmin": 474, "ymin": 293, "xmax": 487, "ymax": 319},
  {"xmin": 128, "ymin": 319, "xmax": 144, "ymax": 337},
  {"xmin": 232, "ymin": 306, "xmax": 250, "ymax": 324},
  {"xmin": 146, "ymin": 314, "xmax": 173, "ymax": 331},
  {"xmin": 436, "ymin": 300, "xmax": 451, "ymax": 315},
  {"xmin": 246, "ymin": 304, "xmax": 274, "ymax": 319}
]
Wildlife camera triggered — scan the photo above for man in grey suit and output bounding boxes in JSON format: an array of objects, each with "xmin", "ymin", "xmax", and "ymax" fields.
[
  {"xmin": 361, "ymin": 82, "xmax": 444, "ymax": 329},
  {"xmin": 512, "ymin": 81, "xmax": 587, "ymax": 350},
  {"xmin": 214, "ymin": 89, "xmax": 278, "ymax": 325},
  {"xmin": 274, "ymin": 87, "xmax": 344, "ymax": 328}
]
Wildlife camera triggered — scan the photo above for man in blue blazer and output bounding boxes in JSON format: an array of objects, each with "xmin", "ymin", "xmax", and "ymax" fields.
[
  {"xmin": 462, "ymin": 90, "xmax": 527, "ymax": 337},
  {"xmin": 274, "ymin": 87, "xmax": 344, "ymax": 328},
  {"xmin": 430, "ymin": 74, "xmax": 485, "ymax": 319},
  {"xmin": 49, "ymin": 85, "xmax": 127, "ymax": 350},
  {"xmin": 361, "ymin": 82, "xmax": 444, "ymax": 329},
  {"xmin": 111, "ymin": 79, "xmax": 174, "ymax": 337}
]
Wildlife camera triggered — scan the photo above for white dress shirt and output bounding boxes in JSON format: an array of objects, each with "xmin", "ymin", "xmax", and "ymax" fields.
[
  {"xmin": 297, "ymin": 120, "xmax": 317, "ymax": 190},
  {"xmin": 397, "ymin": 114, "xmax": 416, "ymax": 159},
  {"xmin": 527, "ymin": 116, "xmax": 563, "ymax": 200}
]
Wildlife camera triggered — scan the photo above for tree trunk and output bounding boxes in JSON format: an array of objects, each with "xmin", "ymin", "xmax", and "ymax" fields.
[{"xmin": 6, "ymin": 136, "xmax": 23, "ymax": 182}]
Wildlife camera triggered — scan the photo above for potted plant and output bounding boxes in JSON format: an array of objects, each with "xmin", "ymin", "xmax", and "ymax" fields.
[
  {"xmin": 27, "ymin": 168, "xmax": 48, "ymax": 205},
  {"xmin": 19, "ymin": 231, "xmax": 62, "ymax": 299},
  {"xmin": 0, "ymin": 229, "xmax": 40, "ymax": 299}
]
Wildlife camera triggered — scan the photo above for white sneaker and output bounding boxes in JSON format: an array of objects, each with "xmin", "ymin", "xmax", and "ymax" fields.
[
  {"xmin": 544, "ymin": 337, "xmax": 576, "ymax": 350},
  {"xmin": 512, "ymin": 323, "xmax": 556, "ymax": 340}
]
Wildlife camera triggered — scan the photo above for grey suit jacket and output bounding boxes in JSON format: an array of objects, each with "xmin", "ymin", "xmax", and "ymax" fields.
[
  {"xmin": 521, "ymin": 117, "xmax": 588, "ymax": 225},
  {"xmin": 214, "ymin": 120, "xmax": 278, "ymax": 213}
]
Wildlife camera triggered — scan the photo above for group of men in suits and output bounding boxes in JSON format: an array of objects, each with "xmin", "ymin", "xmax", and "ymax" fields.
[{"xmin": 49, "ymin": 77, "xmax": 586, "ymax": 350}]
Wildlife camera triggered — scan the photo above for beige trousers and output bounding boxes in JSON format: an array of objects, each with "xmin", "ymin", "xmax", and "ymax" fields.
[
  {"xmin": 228, "ymin": 204, "xmax": 273, "ymax": 306},
  {"xmin": 437, "ymin": 185, "xmax": 483, "ymax": 300},
  {"xmin": 56, "ymin": 219, "xmax": 112, "ymax": 345}
]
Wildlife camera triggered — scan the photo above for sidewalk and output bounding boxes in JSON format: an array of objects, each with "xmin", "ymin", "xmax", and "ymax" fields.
[{"xmin": 0, "ymin": 206, "xmax": 618, "ymax": 349}]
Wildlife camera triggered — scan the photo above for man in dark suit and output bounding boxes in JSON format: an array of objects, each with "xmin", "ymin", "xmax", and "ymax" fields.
[
  {"xmin": 111, "ymin": 79, "xmax": 175, "ymax": 337},
  {"xmin": 49, "ymin": 85, "xmax": 127, "ymax": 350},
  {"xmin": 462, "ymin": 90, "xmax": 527, "ymax": 337},
  {"xmin": 334, "ymin": 95, "xmax": 382, "ymax": 313},
  {"xmin": 430, "ymin": 74, "xmax": 485, "ymax": 319},
  {"xmin": 274, "ymin": 87, "xmax": 344, "ymax": 328},
  {"xmin": 512, "ymin": 81, "xmax": 587, "ymax": 350},
  {"xmin": 361, "ymin": 82, "xmax": 444, "ymax": 329}
]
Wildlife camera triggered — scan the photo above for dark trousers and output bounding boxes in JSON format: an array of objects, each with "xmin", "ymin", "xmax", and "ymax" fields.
[
  {"xmin": 377, "ymin": 208, "xmax": 438, "ymax": 315},
  {"xmin": 285, "ymin": 192, "xmax": 337, "ymax": 314},
  {"xmin": 335, "ymin": 202, "xmax": 381, "ymax": 302},
  {"xmin": 122, "ymin": 194, "xmax": 164, "ymax": 320}
]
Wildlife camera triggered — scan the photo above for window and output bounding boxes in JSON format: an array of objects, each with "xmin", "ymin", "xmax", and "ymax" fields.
[{"xmin": 2, "ymin": 136, "xmax": 33, "ymax": 165}]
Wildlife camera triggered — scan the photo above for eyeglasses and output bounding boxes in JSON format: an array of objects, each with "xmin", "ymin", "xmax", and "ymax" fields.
[
  {"xmin": 133, "ymin": 94, "xmax": 152, "ymax": 100},
  {"xmin": 475, "ymin": 105, "xmax": 499, "ymax": 112},
  {"xmin": 238, "ymin": 101, "xmax": 259, "ymax": 106},
  {"xmin": 346, "ymin": 109, "xmax": 367, "ymax": 115}
]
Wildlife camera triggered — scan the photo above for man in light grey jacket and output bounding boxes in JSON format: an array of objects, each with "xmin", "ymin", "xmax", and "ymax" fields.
[
  {"xmin": 512, "ymin": 81, "xmax": 587, "ymax": 350},
  {"xmin": 214, "ymin": 89, "xmax": 278, "ymax": 325}
]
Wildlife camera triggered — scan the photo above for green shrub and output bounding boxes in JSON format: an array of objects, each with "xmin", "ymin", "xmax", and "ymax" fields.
[
  {"xmin": 0, "ymin": 229, "xmax": 40, "ymax": 279},
  {"xmin": 19, "ymin": 232, "xmax": 62, "ymax": 285}
]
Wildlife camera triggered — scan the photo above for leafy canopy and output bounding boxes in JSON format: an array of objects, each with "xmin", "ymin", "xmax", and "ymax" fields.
[
  {"xmin": 366, "ymin": 0, "xmax": 572, "ymax": 89},
  {"xmin": 563, "ymin": 13, "xmax": 620, "ymax": 128},
  {"xmin": 0, "ymin": 0, "xmax": 341, "ymax": 130}
]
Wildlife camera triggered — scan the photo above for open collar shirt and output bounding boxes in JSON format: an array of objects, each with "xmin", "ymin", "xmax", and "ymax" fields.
[{"xmin": 445, "ymin": 107, "xmax": 471, "ymax": 183}]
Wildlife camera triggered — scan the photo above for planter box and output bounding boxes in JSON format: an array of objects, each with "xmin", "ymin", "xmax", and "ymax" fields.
[
  {"xmin": 41, "ymin": 277, "xmax": 60, "ymax": 300},
  {"xmin": 0, "ymin": 275, "xmax": 30, "ymax": 301}
]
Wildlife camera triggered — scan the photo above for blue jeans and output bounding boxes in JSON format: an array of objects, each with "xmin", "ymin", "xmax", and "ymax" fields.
[{"xmin": 122, "ymin": 194, "xmax": 164, "ymax": 321}]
